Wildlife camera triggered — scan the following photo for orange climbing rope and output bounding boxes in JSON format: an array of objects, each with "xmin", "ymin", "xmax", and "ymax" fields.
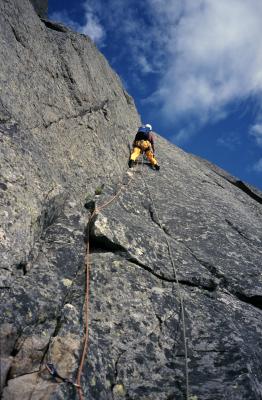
[
  {"xmin": 76, "ymin": 231, "xmax": 91, "ymax": 400},
  {"xmin": 76, "ymin": 170, "xmax": 136, "ymax": 400}
]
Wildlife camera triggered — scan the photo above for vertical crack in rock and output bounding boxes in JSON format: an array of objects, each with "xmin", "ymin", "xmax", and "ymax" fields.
[
  {"xmin": 9, "ymin": 330, "xmax": 25, "ymax": 358},
  {"xmin": 156, "ymin": 314, "xmax": 163, "ymax": 334},
  {"xmin": 147, "ymin": 202, "xmax": 172, "ymax": 237},
  {"xmin": 9, "ymin": 25, "xmax": 26, "ymax": 48},
  {"xmin": 111, "ymin": 350, "xmax": 126, "ymax": 399},
  {"xmin": 148, "ymin": 204, "xmax": 161, "ymax": 228},
  {"xmin": 41, "ymin": 193, "xmax": 67, "ymax": 233},
  {"xmin": 155, "ymin": 314, "xmax": 163, "ymax": 349}
]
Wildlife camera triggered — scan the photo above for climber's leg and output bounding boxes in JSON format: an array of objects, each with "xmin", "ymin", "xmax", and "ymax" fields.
[
  {"xmin": 130, "ymin": 147, "xmax": 141, "ymax": 162},
  {"xmin": 145, "ymin": 149, "xmax": 158, "ymax": 167}
]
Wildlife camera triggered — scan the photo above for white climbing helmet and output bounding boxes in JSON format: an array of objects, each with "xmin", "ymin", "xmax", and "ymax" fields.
[{"xmin": 145, "ymin": 123, "xmax": 152, "ymax": 131}]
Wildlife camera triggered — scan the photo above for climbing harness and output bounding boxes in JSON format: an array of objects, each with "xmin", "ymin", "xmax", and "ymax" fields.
[
  {"xmin": 134, "ymin": 139, "xmax": 151, "ymax": 152},
  {"xmin": 139, "ymin": 157, "xmax": 190, "ymax": 400}
]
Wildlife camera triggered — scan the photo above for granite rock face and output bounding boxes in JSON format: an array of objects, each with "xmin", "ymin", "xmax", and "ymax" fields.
[
  {"xmin": 30, "ymin": 0, "xmax": 48, "ymax": 17},
  {"xmin": 1, "ymin": 0, "xmax": 262, "ymax": 399}
]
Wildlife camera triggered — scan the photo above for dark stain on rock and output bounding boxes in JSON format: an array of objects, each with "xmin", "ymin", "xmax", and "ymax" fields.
[{"xmin": 16, "ymin": 262, "xmax": 27, "ymax": 275}]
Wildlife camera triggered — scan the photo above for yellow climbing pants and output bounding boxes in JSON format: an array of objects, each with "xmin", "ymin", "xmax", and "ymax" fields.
[{"xmin": 130, "ymin": 140, "xmax": 158, "ymax": 166}]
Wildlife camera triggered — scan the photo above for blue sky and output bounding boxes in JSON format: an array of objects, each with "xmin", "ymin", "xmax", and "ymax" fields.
[{"xmin": 49, "ymin": 0, "xmax": 262, "ymax": 191}]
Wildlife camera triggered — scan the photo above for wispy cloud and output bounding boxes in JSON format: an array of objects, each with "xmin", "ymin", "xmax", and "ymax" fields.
[
  {"xmin": 49, "ymin": 11, "xmax": 78, "ymax": 31},
  {"xmin": 252, "ymin": 158, "xmax": 262, "ymax": 172},
  {"xmin": 80, "ymin": 0, "xmax": 166, "ymax": 73},
  {"xmin": 217, "ymin": 132, "xmax": 241, "ymax": 150},
  {"xmin": 82, "ymin": 18, "xmax": 104, "ymax": 43},
  {"xmin": 136, "ymin": 55, "xmax": 155, "ymax": 74},
  {"xmin": 250, "ymin": 123, "xmax": 262, "ymax": 146},
  {"xmin": 50, "ymin": 0, "xmax": 262, "ymax": 144},
  {"xmin": 147, "ymin": 0, "xmax": 262, "ymax": 137},
  {"xmin": 172, "ymin": 127, "xmax": 195, "ymax": 145},
  {"xmin": 49, "ymin": 5, "xmax": 105, "ymax": 44}
]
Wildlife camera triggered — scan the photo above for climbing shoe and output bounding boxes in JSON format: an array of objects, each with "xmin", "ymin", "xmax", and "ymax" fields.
[
  {"xmin": 155, "ymin": 164, "xmax": 160, "ymax": 171},
  {"xmin": 128, "ymin": 159, "xmax": 135, "ymax": 168}
]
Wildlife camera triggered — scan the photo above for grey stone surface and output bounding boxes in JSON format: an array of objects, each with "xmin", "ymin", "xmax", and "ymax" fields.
[
  {"xmin": 1, "ymin": 0, "xmax": 262, "ymax": 399},
  {"xmin": 30, "ymin": 0, "xmax": 48, "ymax": 18}
]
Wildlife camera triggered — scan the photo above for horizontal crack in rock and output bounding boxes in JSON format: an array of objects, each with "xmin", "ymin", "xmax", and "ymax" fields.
[
  {"xmin": 211, "ymin": 170, "xmax": 262, "ymax": 205},
  {"xmin": 225, "ymin": 218, "xmax": 249, "ymax": 240},
  {"xmin": 183, "ymin": 244, "xmax": 262, "ymax": 311},
  {"xmin": 232, "ymin": 180, "xmax": 262, "ymax": 205},
  {"xmin": 182, "ymin": 244, "xmax": 226, "ymax": 286},
  {"xmin": 41, "ymin": 18, "xmax": 69, "ymax": 33},
  {"xmin": 41, "ymin": 100, "xmax": 110, "ymax": 129},
  {"xmin": 127, "ymin": 256, "xmax": 177, "ymax": 283},
  {"xmin": 234, "ymin": 292, "xmax": 262, "ymax": 311},
  {"xmin": 90, "ymin": 230, "xmax": 216, "ymax": 291}
]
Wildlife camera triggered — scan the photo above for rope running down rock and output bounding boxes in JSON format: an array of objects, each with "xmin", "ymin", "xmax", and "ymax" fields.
[
  {"xmin": 76, "ymin": 155, "xmax": 189, "ymax": 399},
  {"xmin": 76, "ymin": 170, "xmax": 136, "ymax": 400},
  {"xmin": 139, "ymin": 156, "xmax": 190, "ymax": 400}
]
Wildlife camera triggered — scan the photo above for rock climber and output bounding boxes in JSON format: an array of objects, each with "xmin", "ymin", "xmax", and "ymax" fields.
[{"xmin": 128, "ymin": 124, "xmax": 160, "ymax": 170}]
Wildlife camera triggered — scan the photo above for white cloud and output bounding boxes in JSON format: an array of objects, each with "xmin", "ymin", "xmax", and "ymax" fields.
[
  {"xmin": 136, "ymin": 55, "xmax": 155, "ymax": 74},
  {"xmin": 50, "ymin": 0, "xmax": 262, "ymax": 143},
  {"xmin": 49, "ymin": 5, "xmax": 105, "ymax": 44},
  {"xmin": 172, "ymin": 126, "xmax": 195, "ymax": 144},
  {"xmin": 250, "ymin": 123, "xmax": 262, "ymax": 146},
  {"xmin": 81, "ymin": 12, "xmax": 104, "ymax": 43},
  {"xmin": 252, "ymin": 158, "xmax": 262, "ymax": 172},
  {"xmin": 147, "ymin": 0, "xmax": 262, "ymax": 131},
  {"xmin": 217, "ymin": 132, "xmax": 241, "ymax": 150},
  {"xmin": 80, "ymin": 0, "xmax": 165, "ymax": 74}
]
